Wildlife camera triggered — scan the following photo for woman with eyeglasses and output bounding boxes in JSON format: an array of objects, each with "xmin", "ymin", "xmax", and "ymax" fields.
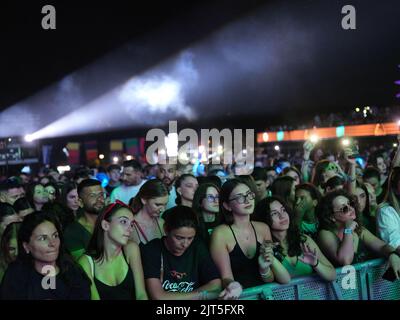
[
  {"xmin": 254, "ymin": 196, "xmax": 336, "ymax": 281},
  {"xmin": 318, "ymin": 189, "xmax": 400, "ymax": 276},
  {"xmin": 140, "ymin": 205, "xmax": 221, "ymax": 300},
  {"xmin": 129, "ymin": 179, "xmax": 169, "ymax": 246},
  {"xmin": 192, "ymin": 183, "xmax": 222, "ymax": 246},
  {"xmin": 78, "ymin": 201, "xmax": 148, "ymax": 300},
  {"xmin": 210, "ymin": 179, "xmax": 291, "ymax": 300}
]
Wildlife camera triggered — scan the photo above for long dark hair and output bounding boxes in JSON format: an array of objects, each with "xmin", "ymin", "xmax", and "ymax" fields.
[
  {"xmin": 86, "ymin": 202, "xmax": 134, "ymax": 262},
  {"xmin": 312, "ymin": 160, "xmax": 332, "ymax": 187},
  {"xmin": 129, "ymin": 179, "xmax": 168, "ymax": 213},
  {"xmin": 270, "ymin": 176, "xmax": 295, "ymax": 208},
  {"xmin": 355, "ymin": 182, "xmax": 371, "ymax": 218},
  {"xmin": 0, "ymin": 222, "xmax": 21, "ymax": 264},
  {"xmin": 192, "ymin": 183, "xmax": 221, "ymax": 243},
  {"xmin": 174, "ymin": 174, "xmax": 197, "ymax": 205},
  {"xmin": 253, "ymin": 196, "xmax": 305, "ymax": 258},
  {"xmin": 17, "ymin": 211, "xmax": 88, "ymax": 286},
  {"xmin": 58, "ymin": 182, "xmax": 78, "ymax": 209},
  {"xmin": 318, "ymin": 189, "xmax": 363, "ymax": 235},
  {"xmin": 220, "ymin": 179, "xmax": 251, "ymax": 225}
]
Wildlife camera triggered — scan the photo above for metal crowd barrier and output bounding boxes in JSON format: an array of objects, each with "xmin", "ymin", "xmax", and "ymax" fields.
[{"xmin": 240, "ymin": 259, "xmax": 400, "ymax": 300}]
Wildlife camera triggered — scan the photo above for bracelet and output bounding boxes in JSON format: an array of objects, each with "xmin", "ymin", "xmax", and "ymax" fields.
[
  {"xmin": 312, "ymin": 260, "xmax": 319, "ymax": 268},
  {"xmin": 343, "ymin": 228, "xmax": 353, "ymax": 235}
]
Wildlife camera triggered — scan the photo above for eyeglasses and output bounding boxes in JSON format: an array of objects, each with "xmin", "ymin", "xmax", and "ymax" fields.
[
  {"xmin": 229, "ymin": 191, "xmax": 256, "ymax": 204},
  {"xmin": 205, "ymin": 194, "xmax": 219, "ymax": 203},
  {"xmin": 333, "ymin": 203, "xmax": 355, "ymax": 215}
]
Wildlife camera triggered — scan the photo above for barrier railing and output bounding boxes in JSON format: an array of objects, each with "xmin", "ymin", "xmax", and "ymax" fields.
[{"xmin": 240, "ymin": 258, "xmax": 400, "ymax": 300}]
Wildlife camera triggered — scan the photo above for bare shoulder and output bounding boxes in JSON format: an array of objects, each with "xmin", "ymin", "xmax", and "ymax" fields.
[
  {"xmin": 124, "ymin": 241, "xmax": 140, "ymax": 257},
  {"xmin": 252, "ymin": 221, "xmax": 270, "ymax": 232},
  {"xmin": 252, "ymin": 221, "xmax": 271, "ymax": 239},
  {"xmin": 77, "ymin": 254, "xmax": 90, "ymax": 267},
  {"xmin": 317, "ymin": 229, "xmax": 338, "ymax": 245},
  {"xmin": 211, "ymin": 224, "xmax": 231, "ymax": 241}
]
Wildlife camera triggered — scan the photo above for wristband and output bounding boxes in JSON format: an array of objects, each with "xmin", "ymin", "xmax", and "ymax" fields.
[
  {"xmin": 199, "ymin": 290, "xmax": 208, "ymax": 300},
  {"xmin": 312, "ymin": 259, "xmax": 319, "ymax": 268},
  {"xmin": 343, "ymin": 228, "xmax": 353, "ymax": 235}
]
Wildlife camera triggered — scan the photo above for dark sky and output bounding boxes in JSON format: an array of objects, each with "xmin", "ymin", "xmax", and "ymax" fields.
[{"xmin": 1, "ymin": 0, "xmax": 400, "ymax": 135}]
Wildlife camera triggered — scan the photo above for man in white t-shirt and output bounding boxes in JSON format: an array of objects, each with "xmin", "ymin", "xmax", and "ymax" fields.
[{"xmin": 110, "ymin": 160, "xmax": 146, "ymax": 204}]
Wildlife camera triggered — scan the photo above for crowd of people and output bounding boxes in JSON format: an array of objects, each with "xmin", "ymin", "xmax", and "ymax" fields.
[
  {"xmin": 0, "ymin": 135, "xmax": 400, "ymax": 300},
  {"xmin": 267, "ymin": 105, "xmax": 400, "ymax": 133}
]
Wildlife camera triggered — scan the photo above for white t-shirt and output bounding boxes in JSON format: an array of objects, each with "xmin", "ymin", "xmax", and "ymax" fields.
[
  {"xmin": 377, "ymin": 203, "xmax": 400, "ymax": 249},
  {"xmin": 110, "ymin": 180, "xmax": 146, "ymax": 205}
]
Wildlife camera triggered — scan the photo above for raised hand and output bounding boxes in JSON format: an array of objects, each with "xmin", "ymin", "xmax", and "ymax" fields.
[
  {"xmin": 343, "ymin": 147, "xmax": 356, "ymax": 165},
  {"xmin": 299, "ymin": 242, "xmax": 318, "ymax": 267},
  {"xmin": 388, "ymin": 254, "xmax": 400, "ymax": 280},
  {"xmin": 345, "ymin": 220, "xmax": 358, "ymax": 231},
  {"xmin": 258, "ymin": 241, "xmax": 276, "ymax": 270}
]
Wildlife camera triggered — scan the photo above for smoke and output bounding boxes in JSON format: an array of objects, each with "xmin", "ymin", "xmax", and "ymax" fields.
[
  {"xmin": 0, "ymin": 105, "xmax": 40, "ymax": 137},
  {"xmin": 119, "ymin": 50, "xmax": 198, "ymax": 122}
]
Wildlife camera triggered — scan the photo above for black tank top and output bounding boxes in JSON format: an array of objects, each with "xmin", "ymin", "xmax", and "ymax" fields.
[
  {"xmin": 228, "ymin": 223, "xmax": 263, "ymax": 288},
  {"xmin": 93, "ymin": 252, "xmax": 136, "ymax": 300}
]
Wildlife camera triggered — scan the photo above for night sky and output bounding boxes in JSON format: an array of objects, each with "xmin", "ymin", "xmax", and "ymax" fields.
[{"xmin": 1, "ymin": 0, "xmax": 400, "ymax": 136}]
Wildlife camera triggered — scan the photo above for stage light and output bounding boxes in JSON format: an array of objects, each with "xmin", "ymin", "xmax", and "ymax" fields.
[
  {"xmin": 274, "ymin": 145, "xmax": 280, "ymax": 151},
  {"xmin": 262, "ymin": 132, "xmax": 269, "ymax": 142},
  {"xmin": 355, "ymin": 107, "xmax": 360, "ymax": 112},
  {"xmin": 310, "ymin": 135, "xmax": 319, "ymax": 143},
  {"xmin": 99, "ymin": 154, "xmax": 105, "ymax": 160},
  {"xmin": 126, "ymin": 155, "xmax": 133, "ymax": 161},
  {"xmin": 341, "ymin": 138, "xmax": 350, "ymax": 146},
  {"xmin": 24, "ymin": 134, "xmax": 34, "ymax": 142},
  {"xmin": 57, "ymin": 165, "xmax": 71, "ymax": 174},
  {"xmin": 113, "ymin": 156, "xmax": 119, "ymax": 163},
  {"xmin": 393, "ymin": 143, "xmax": 398, "ymax": 148}
]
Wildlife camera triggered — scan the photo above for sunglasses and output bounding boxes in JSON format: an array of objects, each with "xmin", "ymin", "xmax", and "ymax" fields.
[{"xmin": 333, "ymin": 202, "xmax": 355, "ymax": 215}]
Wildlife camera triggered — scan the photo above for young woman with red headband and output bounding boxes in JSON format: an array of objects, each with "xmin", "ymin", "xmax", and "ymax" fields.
[{"xmin": 78, "ymin": 201, "xmax": 148, "ymax": 300}]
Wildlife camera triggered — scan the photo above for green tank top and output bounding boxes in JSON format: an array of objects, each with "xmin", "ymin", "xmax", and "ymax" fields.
[{"xmin": 282, "ymin": 256, "xmax": 313, "ymax": 277}]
